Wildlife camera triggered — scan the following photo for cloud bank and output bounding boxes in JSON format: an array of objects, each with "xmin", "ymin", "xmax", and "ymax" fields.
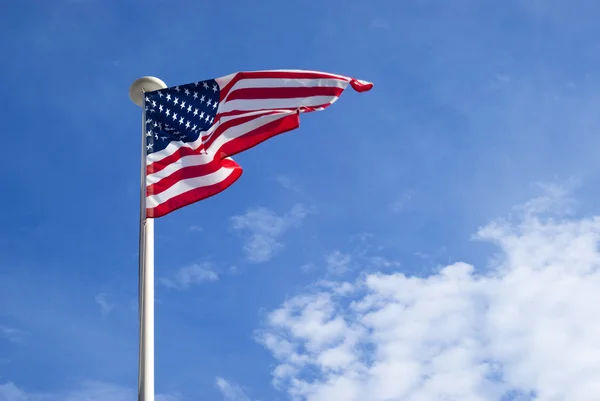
[{"xmin": 257, "ymin": 188, "xmax": 600, "ymax": 401}]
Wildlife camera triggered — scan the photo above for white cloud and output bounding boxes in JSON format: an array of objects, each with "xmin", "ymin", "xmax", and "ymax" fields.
[
  {"xmin": 367, "ymin": 256, "xmax": 400, "ymax": 269},
  {"xmin": 215, "ymin": 377, "xmax": 251, "ymax": 401},
  {"xmin": 301, "ymin": 263, "xmax": 317, "ymax": 273},
  {"xmin": 161, "ymin": 263, "xmax": 219, "ymax": 290},
  {"xmin": 94, "ymin": 293, "xmax": 114, "ymax": 315},
  {"xmin": 256, "ymin": 187, "xmax": 600, "ymax": 401},
  {"xmin": 275, "ymin": 175, "xmax": 302, "ymax": 192},
  {"xmin": 0, "ymin": 382, "xmax": 29, "ymax": 401},
  {"xmin": 231, "ymin": 204, "xmax": 310, "ymax": 263},
  {"xmin": 389, "ymin": 191, "xmax": 414, "ymax": 213},
  {"xmin": 325, "ymin": 251, "xmax": 352, "ymax": 275},
  {"xmin": 0, "ymin": 381, "xmax": 179, "ymax": 401},
  {"xmin": 0, "ymin": 326, "xmax": 27, "ymax": 344}
]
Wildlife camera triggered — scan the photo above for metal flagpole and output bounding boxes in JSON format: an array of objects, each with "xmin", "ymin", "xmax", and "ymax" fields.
[{"xmin": 129, "ymin": 76, "xmax": 167, "ymax": 401}]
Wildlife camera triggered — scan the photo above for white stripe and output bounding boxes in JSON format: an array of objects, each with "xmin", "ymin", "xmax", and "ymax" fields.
[
  {"xmin": 146, "ymin": 110, "xmax": 290, "ymax": 168},
  {"xmin": 214, "ymin": 70, "xmax": 353, "ymax": 90},
  {"xmin": 218, "ymin": 96, "xmax": 340, "ymax": 114},
  {"xmin": 214, "ymin": 72, "xmax": 237, "ymax": 90},
  {"xmin": 146, "ymin": 141, "xmax": 190, "ymax": 164},
  {"xmin": 148, "ymin": 111, "xmax": 295, "ymax": 185},
  {"xmin": 260, "ymin": 69, "xmax": 353, "ymax": 80},
  {"xmin": 147, "ymin": 151, "xmax": 214, "ymax": 185},
  {"xmin": 216, "ymin": 109, "xmax": 288, "ymax": 123},
  {"xmin": 204, "ymin": 111, "xmax": 295, "ymax": 153},
  {"xmin": 225, "ymin": 77, "xmax": 348, "ymax": 95},
  {"xmin": 146, "ymin": 165, "xmax": 237, "ymax": 208},
  {"xmin": 146, "ymin": 124, "xmax": 217, "ymax": 164}
]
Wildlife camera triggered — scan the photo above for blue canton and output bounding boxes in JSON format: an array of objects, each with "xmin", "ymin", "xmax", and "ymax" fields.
[{"xmin": 144, "ymin": 79, "xmax": 220, "ymax": 154}]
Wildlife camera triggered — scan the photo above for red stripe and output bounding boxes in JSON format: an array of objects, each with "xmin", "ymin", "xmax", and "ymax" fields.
[
  {"xmin": 147, "ymin": 146, "xmax": 198, "ymax": 176},
  {"xmin": 220, "ymin": 71, "xmax": 350, "ymax": 101},
  {"xmin": 147, "ymin": 112, "xmax": 298, "ymax": 197},
  {"xmin": 350, "ymin": 79, "xmax": 373, "ymax": 92},
  {"xmin": 146, "ymin": 159, "xmax": 242, "ymax": 218},
  {"xmin": 201, "ymin": 110, "xmax": 281, "ymax": 143},
  {"xmin": 215, "ymin": 103, "xmax": 333, "ymax": 120},
  {"xmin": 146, "ymin": 112, "xmax": 279, "ymax": 175},
  {"xmin": 224, "ymin": 86, "xmax": 345, "ymax": 102},
  {"xmin": 214, "ymin": 112, "xmax": 300, "ymax": 159},
  {"xmin": 203, "ymin": 112, "xmax": 298, "ymax": 152},
  {"xmin": 147, "ymin": 155, "xmax": 223, "ymax": 196}
]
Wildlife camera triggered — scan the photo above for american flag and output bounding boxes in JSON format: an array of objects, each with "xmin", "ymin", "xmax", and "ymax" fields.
[{"xmin": 143, "ymin": 69, "xmax": 373, "ymax": 218}]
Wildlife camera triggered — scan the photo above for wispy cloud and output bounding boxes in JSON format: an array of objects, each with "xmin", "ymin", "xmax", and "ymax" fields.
[
  {"xmin": 301, "ymin": 262, "xmax": 317, "ymax": 273},
  {"xmin": 308, "ymin": 237, "xmax": 400, "ymax": 276},
  {"xmin": 0, "ymin": 380, "xmax": 180, "ymax": 401},
  {"xmin": 274, "ymin": 175, "xmax": 301, "ymax": 192},
  {"xmin": 160, "ymin": 263, "xmax": 219, "ymax": 290},
  {"xmin": 215, "ymin": 377, "xmax": 251, "ymax": 401},
  {"xmin": 0, "ymin": 326, "xmax": 27, "ymax": 344},
  {"xmin": 325, "ymin": 250, "xmax": 352, "ymax": 275},
  {"xmin": 94, "ymin": 293, "xmax": 114, "ymax": 315},
  {"xmin": 389, "ymin": 190, "xmax": 414, "ymax": 213},
  {"xmin": 230, "ymin": 203, "xmax": 310, "ymax": 263},
  {"xmin": 187, "ymin": 225, "xmax": 203, "ymax": 232},
  {"xmin": 256, "ymin": 186, "xmax": 600, "ymax": 400}
]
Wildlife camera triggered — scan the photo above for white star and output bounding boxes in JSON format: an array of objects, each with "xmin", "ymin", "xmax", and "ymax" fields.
[
  {"xmin": 158, "ymin": 92, "xmax": 163, "ymax": 98},
  {"xmin": 154, "ymin": 133, "xmax": 159, "ymax": 140},
  {"xmin": 153, "ymin": 122, "xmax": 158, "ymax": 127},
  {"xmin": 145, "ymin": 96, "xmax": 150, "ymax": 102},
  {"xmin": 165, "ymin": 109, "xmax": 170, "ymax": 116},
  {"xmin": 180, "ymin": 101, "xmax": 186, "ymax": 109},
  {"xmin": 146, "ymin": 130, "xmax": 152, "ymax": 137},
  {"xmin": 146, "ymin": 118, "xmax": 152, "ymax": 124},
  {"xmin": 175, "ymin": 86, "xmax": 181, "ymax": 92},
  {"xmin": 184, "ymin": 88, "xmax": 190, "ymax": 95},
  {"xmin": 193, "ymin": 92, "xmax": 198, "ymax": 99},
  {"xmin": 161, "ymin": 136, "xmax": 167, "ymax": 141},
  {"xmin": 172, "ymin": 113, "xmax": 178, "ymax": 120},
  {"xmin": 212, "ymin": 84, "xmax": 218, "ymax": 92},
  {"xmin": 166, "ymin": 94, "xmax": 171, "ymax": 101},
  {"xmin": 200, "ymin": 95, "xmax": 205, "ymax": 103},
  {"xmin": 152, "ymin": 100, "xmax": 157, "ymax": 107},
  {"xmin": 203, "ymin": 82, "xmax": 209, "ymax": 89},
  {"xmin": 206, "ymin": 99, "xmax": 212, "ymax": 107},
  {"xmin": 205, "ymin": 114, "xmax": 210, "ymax": 122},
  {"xmin": 212, "ymin": 102, "xmax": 217, "ymax": 109},
  {"xmin": 187, "ymin": 105, "xmax": 192, "ymax": 112},
  {"xmin": 194, "ymin": 82, "xmax": 200, "ymax": 86},
  {"xmin": 192, "ymin": 124, "xmax": 197, "ymax": 130},
  {"xmin": 159, "ymin": 104, "xmax": 163, "ymax": 112},
  {"xmin": 199, "ymin": 111, "xmax": 205, "ymax": 119},
  {"xmin": 174, "ymin": 97, "xmax": 179, "ymax": 105},
  {"xmin": 146, "ymin": 143, "xmax": 153, "ymax": 150},
  {"xmin": 179, "ymin": 117, "xmax": 184, "ymax": 124},
  {"xmin": 193, "ymin": 108, "xmax": 199, "ymax": 116},
  {"xmin": 210, "ymin": 117, "xmax": 214, "ymax": 123},
  {"xmin": 185, "ymin": 121, "xmax": 191, "ymax": 128}
]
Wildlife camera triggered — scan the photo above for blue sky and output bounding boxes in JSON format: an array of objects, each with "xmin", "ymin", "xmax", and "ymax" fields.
[{"xmin": 3, "ymin": 1, "xmax": 600, "ymax": 400}]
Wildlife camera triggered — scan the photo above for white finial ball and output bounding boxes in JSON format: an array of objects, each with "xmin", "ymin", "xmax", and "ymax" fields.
[{"xmin": 129, "ymin": 76, "xmax": 168, "ymax": 107}]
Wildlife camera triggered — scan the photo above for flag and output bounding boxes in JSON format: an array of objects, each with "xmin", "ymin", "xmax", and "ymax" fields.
[{"xmin": 143, "ymin": 69, "xmax": 373, "ymax": 218}]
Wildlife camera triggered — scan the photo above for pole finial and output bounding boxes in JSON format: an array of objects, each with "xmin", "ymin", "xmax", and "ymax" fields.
[{"xmin": 129, "ymin": 76, "xmax": 168, "ymax": 107}]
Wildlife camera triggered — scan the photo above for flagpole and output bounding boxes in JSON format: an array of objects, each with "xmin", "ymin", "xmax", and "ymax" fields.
[{"xmin": 129, "ymin": 76, "xmax": 167, "ymax": 401}]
